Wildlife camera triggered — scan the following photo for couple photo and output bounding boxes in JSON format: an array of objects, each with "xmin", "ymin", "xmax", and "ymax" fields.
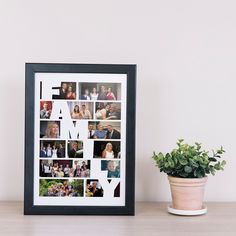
[
  {"xmin": 95, "ymin": 102, "xmax": 121, "ymax": 120},
  {"xmin": 52, "ymin": 82, "xmax": 76, "ymax": 100},
  {"xmin": 68, "ymin": 102, "xmax": 93, "ymax": 119}
]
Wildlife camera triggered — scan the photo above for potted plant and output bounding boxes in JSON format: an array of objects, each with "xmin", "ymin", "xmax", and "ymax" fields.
[{"xmin": 152, "ymin": 139, "xmax": 226, "ymax": 215}]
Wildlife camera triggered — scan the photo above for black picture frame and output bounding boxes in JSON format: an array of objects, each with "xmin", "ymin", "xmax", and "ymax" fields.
[{"xmin": 24, "ymin": 63, "xmax": 136, "ymax": 215}]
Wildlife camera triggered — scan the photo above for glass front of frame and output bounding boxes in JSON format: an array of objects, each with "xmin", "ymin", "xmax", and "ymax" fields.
[{"xmin": 34, "ymin": 73, "xmax": 127, "ymax": 206}]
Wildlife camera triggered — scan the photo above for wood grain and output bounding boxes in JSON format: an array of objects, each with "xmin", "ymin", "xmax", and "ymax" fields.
[{"xmin": 0, "ymin": 202, "xmax": 236, "ymax": 236}]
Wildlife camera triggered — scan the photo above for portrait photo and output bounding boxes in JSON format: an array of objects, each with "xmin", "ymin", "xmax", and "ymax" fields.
[
  {"xmin": 101, "ymin": 160, "xmax": 120, "ymax": 178},
  {"xmin": 40, "ymin": 101, "xmax": 53, "ymax": 119},
  {"xmin": 40, "ymin": 121, "xmax": 60, "ymax": 139},
  {"xmin": 39, "ymin": 140, "xmax": 65, "ymax": 158},
  {"xmin": 39, "ymin": 179, "xmax": 84, "ymax": 197},
  {"xmin": 95, "ymin": 102, "xmax": 121, "ymax": 120},
  {"xmin": 93, "ymin": 141, "xmax": 121, "ymax": 159},
  {"xmin": 79, "ymin": 83, "xmax": 121, "ymax": 101},
  {"xmin": 52, "ymin": 82, "xmax": 76, "ymax": 100},
  {"xmin": 68, "ymin": 102, "xmax": 93, "ymax": 120},
  {"xmin": 88, "ymin": 121, "xmax": 121, "ymax": 139},
  {"xmin": 67, "ymin": 140, "xmax": 83, "ymax": 158}
]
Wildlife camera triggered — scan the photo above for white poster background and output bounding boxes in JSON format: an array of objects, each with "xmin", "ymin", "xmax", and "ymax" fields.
[{"xmin": 34, "ymin": 73, "xmax": 127, "ymax": 206}]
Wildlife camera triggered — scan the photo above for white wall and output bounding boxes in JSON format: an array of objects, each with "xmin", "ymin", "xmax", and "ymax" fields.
[{"xmin": 0, "ymin": 0, "xmax": 236, "ymax": 201}]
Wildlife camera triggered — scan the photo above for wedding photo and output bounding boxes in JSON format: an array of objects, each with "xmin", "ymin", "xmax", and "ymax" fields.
[
  {"xmin": 39, "ymin": 140, "xmax": 66, "ymax": 158},
  {"xmin": 39, "ymin": 179, "xmax": 84, "ymax": 197},
  {"xmin": 93, "ymin": 141, "xmax": 121, "ymax": 159},
  {"xmin": 88, "ymin": 121, "xmax": 121, "ymax": 139},
  {"xmin": 51, "ymin": 82, "xmax": 77, "ymax": 100},
  {"xmin": 95, "ymin": 102, "xmax": 121, "ymax": 120},
  {"xmin": 79, "ymin": 83, "xmax": 121, "ymax": 101}
]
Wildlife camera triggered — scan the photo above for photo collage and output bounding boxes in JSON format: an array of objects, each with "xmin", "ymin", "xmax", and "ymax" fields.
[{"xmin": 38, "ymin": 82, "xmax": 122, "ymax": 199}]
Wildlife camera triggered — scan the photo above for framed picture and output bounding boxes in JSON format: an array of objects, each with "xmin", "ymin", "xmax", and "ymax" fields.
[{"xmin": 24, "ymin": 63, "xmax": 136, "ymax": 215}]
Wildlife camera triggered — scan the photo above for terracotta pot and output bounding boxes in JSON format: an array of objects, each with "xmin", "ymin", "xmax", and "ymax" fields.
[{"xmin": 168, "ymin": 176, "xmax": 208, "ymax": 210}]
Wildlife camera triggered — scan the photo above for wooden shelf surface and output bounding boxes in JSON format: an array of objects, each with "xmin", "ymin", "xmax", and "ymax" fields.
[{"xmin": 0, "ymin": 202, "xmax": 236, "ymax": 236}]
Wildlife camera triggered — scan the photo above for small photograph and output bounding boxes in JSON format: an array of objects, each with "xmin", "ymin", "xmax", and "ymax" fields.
[
  {"xmin": 40, "ymin": 159, "xmax": 71, "ymax": 177},
  {"xmin": 95, "ymin": 102, "xmax": 121, "ymax": 120},
  {"xmin": 40, "ymin": 101, "xmax": 53, "ymax": 119},
  {"xmin": 79, "ymin": 83, "xmax": 121, "ymax": 101},
  {"xmin": 93, "ymin": 141, "xmax": 121, "ymax": 159},
  {"xmin": 67, "ymin": 140, "xmax": 83, "ymax": 158},
  {"xmin": 52, "ymin": 82, "xmax": 76, "ymax": 100},
  {"xmin": 40, "ymin": 140, "xmax": 65, "ymax": 158},
  {"xmin": 101, "ymin": 160, "xmax": 120, "ymax": 178},
  {"xmin": 40, "ymin": 159, "xmax": 90, "ymax": 178},
  {"xmin": 39, "ymin": 179, "xmax": 84, "ymax": 197},
  {"xmin": 73, "ymin": 160, "xmax": 91, "ymax": 177},
  {"xmin": 85, "ymin": 179, "xmax": 120, "ymax": 197},
  {"xmin": 68, "ymin": 102, "xmax": 93, "ymax": 119},
  {"xmin": 88, "ymin": 121, "xmax": 121, "ymax": 139},
  {"xmin": 86, "ymin": 179, "xmax": 104, "ymax": 197},
  {"xmin": 40, "ymin": 121, "xmax": 60, "ymax": 139}
]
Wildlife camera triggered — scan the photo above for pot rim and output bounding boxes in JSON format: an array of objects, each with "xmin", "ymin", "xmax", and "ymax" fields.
[
  {"xmin": 168, "ymin": 175, "xmax": 208, "ymax": 179},
  {"xmin": 168, "ymin": 175, "xmax": 208, "ymax": 184}
]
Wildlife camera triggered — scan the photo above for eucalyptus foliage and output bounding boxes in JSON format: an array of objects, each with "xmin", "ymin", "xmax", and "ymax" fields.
[{"xmin": 152, "ymin": 139, "xmax": 226, "ymax": 178}]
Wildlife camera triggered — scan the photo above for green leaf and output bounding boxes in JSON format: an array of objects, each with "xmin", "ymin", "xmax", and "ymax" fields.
[
  {"xmin": 221, "ymin": 160, "xmax": 226, "ymax": 166},
  {"xmin": 189, "ymin": 159, "xmax": 199, "ymax": 168},
  {"xmin": 179, "ymin": 171, "xmax": 188, "ymax": 177},
  {"xmin": 152, "ymin": 140, "xmax": 226, "ymax": 178},
  {"xmin": 214, "ymin": 162, "xmax": 221, "ymax": 170},
  {"xmin": 164, "ymin": 162, "xmax": 169, "ymax": 168},
  {"xmin": 184, "ymin": 166, "xmax": 192, "ymax": 173},
  {"xmin": 179, "ymin": 159, "xmax": 188, "ymax": 165},
  {"xmin": 178, "ymin": 139, "xmax": 184, "ymax": 143},
  {"xmin": 209, "ymin": 157, "xmax": 217, "ymax": 162},
  {"xmin": 173, "ymin": 157, "xmax": 178, "ymax": 165},
  {"xmin": 169, "ymin": 160, "xmax": 175, "ymax": 168}
]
